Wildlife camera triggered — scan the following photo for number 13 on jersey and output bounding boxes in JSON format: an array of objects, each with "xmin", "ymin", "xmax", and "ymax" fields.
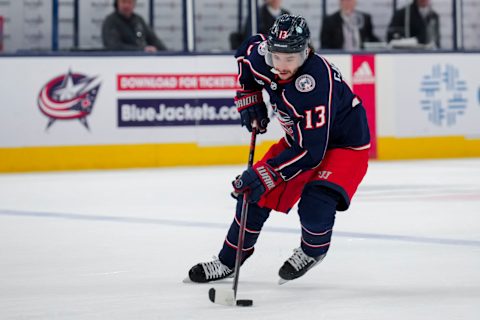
[{"xmin": 305, "ymin": 106, "xmax": 326, "ymax": 129}]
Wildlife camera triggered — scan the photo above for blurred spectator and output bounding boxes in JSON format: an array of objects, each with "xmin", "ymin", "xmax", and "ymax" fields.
[
  {"xmin": 387, "ymin": 0, "xmax": 440, "ymax": 48},
  {"xmin": 257, "ymin": 0, "xmax": 290, "ymax": 35},
  {"xmin": 320, "ymin": 0, "xmax": 379, "ymax": 50},
  {"xmin": 102, "ymin": 0, "xmax": 166, "ymax": 52},
  {"xmin": 230, "ymin": 0, "xmax": 290, "ymax": 50}
]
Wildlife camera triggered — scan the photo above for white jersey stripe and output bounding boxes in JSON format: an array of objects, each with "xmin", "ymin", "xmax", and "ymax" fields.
[
  {"xmin": 295, "ymin": 122, "xmax": 304, "ymax": 148},
  {"xmin": 319, "ymin": 57, "xmax": 333, "ymax": 160},
  {"xmin": 281, "ymin": 90, "xmax": 303, "ymax": 118},
  {"xmin": 275, "ymin": 150, "xmax": 308, "ymax": 171},
  {"xmin": 241, "ymin": 59, "xmax": 271, "ymax": 84},
  {"xmin": 236, "ymin": 61, "xmax": 243, "ymax": 89},
  {"xmin": 246, "ymin": 43, "xmax": 256, "ymax": 56},
  {"xmin": 347, "ymin": 144, "xmax": 371, "ymax": 150},
  {"xmin": 281, "ymin": 90, "xmax": 304, "ymax": 147},
  {"xmin": 282, "ymin": 169, "xmax": 302, "ymax": 181}
]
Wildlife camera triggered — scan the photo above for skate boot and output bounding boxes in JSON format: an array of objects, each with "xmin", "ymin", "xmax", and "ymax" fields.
[
  {"xmin": 187, "ymin": 257, "xmax": 234, "ymax": 283},
  {"xmin": 278, "ymin": 247, "xmax": 326, "ymax": 284}
]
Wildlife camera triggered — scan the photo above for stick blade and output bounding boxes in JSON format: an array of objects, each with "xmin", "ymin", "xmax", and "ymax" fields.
[{"xmin": 208, "ymin": 287, "xmax": 235, "ymax": 306}]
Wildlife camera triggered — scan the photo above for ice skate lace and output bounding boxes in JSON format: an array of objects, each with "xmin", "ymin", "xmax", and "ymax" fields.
[
  {"xmin": 287, "ymin": 248, "xmax": 316, "ymax": 271},
  {"xmin": 202, "ymin": 257, "xmax": 232, "ymax": 280}
]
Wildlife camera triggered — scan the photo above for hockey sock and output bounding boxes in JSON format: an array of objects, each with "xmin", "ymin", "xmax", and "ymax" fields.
[
  {"xmin": 298, "ymin": 185, "xmax": 339, "ymax": 257},
  {"xmin": 218, "ymin": 198, "xmax": 271, "ymax": 268}
]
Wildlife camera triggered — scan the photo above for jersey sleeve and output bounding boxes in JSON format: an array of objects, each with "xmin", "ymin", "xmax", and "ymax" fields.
[{"xmin": 234, "ymin": 34, "xmax": 268, "ymax": 92}]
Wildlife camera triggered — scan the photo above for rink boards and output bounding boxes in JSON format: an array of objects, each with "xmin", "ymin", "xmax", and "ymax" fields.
[{"xmin": 0, "ymin": 53, "xmax": 479, "ymax": 172}]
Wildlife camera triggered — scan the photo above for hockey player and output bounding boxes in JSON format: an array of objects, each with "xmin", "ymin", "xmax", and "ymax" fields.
[{"xmin": 188, "ymin": 14, "xmax": 370, "ymax": 284}]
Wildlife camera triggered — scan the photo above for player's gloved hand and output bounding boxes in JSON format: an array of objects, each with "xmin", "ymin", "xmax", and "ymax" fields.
[
  {"xmin": 232, "ymin": 161, "xmax": 281, "ymax": 203},
  {"xmin": 234, "ymin": 90, "xmax": 270, "ymax": 134}
]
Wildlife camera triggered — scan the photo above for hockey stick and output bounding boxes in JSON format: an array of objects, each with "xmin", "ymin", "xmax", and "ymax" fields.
[{"xmin": 208, "ymin": 127, "xmax": 257, "ymax": 307}]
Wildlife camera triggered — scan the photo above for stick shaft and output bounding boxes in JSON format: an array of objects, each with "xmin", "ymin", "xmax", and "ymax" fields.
[{"xmin": 232, "ymin": 127, "xmax": 257, "ymax": 298}]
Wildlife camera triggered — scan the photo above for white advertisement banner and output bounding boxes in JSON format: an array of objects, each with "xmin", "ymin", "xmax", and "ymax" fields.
[
  {"xmin": 393, "ymin": 54, "xmax": 480, "ymax": 137},
  {"xmin": 0, "ymin": 54, "xmax": 350, "ymax": 148},
  {"xmin": 0, "ymin": 56, "xmax": 237, "ymax": 147}
]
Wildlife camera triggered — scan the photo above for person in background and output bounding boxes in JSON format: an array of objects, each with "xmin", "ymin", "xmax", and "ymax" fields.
[
  {"xmin": 230, "ymin": 0, "xmax": 290, "ymax": 50},
  {"xmin": 102, "ymin": 0, "xmax": 167, "ymax": 52},
  {"xmin": 320, "ymin": 0, "xmax": 379, "ymax": 50},
  {"xmin": 257, "ymin": 0, "xmax": 290, "ymax": 35},
  {"xmin": 387, "ymin": 0, "xmax": 440, "ymax": 48}
]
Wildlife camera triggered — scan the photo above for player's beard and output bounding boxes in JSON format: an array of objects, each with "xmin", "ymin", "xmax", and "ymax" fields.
[{"xmin": 276, "ymin": 68, "xmax": 297, "ymax": 80}]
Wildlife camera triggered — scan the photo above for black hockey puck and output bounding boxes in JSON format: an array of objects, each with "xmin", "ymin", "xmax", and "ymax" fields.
[{"xmin": 236, "ymin": 299, "xmax": 253, "ymax": 307}]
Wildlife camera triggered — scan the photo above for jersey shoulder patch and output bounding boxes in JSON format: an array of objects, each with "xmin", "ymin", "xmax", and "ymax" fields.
[
  {"xmin": 295, "ymin": 74, "xmax": 316, "ymax": 93},
  {"xmin": 257, "ymin": 40, "xmax": 268, "ymax": 56},
  {"xmin": 234, "ymin": 34, "xmax": 267, "ymax": 58}
]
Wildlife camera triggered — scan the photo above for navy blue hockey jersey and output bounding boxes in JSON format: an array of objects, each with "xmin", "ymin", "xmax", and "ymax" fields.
[{"xmin": 235, "ymin": 35, "xmax": 371, "ymax": 181}]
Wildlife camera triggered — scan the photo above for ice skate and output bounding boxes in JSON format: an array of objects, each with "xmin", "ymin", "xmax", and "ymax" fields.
[
  {"xmin": 186, "ymin": 257, "xmax": 234, "ymax": 283},
  {"xmin": 278, "ymin": 247, "xmax": 326, "ymax": 284}
]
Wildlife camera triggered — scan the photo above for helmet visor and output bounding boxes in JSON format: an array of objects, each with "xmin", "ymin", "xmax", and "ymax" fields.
[{"xmin": 265, "ymin": 47, "xmax": 308, "ymax": 68}]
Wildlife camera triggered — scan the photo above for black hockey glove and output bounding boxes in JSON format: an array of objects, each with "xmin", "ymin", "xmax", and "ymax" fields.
[
  {"xmin": 232, "ymin": 161, "xmax": 281, "ymax": 203},
  {"xmin": 234, "ymin": 90, "xmax": 270, "ymax": 133}
]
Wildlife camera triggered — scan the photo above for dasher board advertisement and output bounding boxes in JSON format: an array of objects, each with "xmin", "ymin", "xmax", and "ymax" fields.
[{"xmin": 392, "ymin": 55, "xmax": 480, "ymax": 138}]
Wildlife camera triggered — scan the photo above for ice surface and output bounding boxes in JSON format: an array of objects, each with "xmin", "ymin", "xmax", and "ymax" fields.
[{"xmin": 0, "ymin": 159, "xmax": 479, "ymax": 319}]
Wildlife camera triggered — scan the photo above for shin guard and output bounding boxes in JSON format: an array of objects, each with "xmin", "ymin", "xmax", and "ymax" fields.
[
  {"xmin": 298, "ymin": 186, "xmax": 339, "ymax": 258},
  {"xmin": 218, "ymin": 198, "xmax": 271, "ymax": 268}
]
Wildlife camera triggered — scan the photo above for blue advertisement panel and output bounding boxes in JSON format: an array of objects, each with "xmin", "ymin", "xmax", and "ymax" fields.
[{"xmin": 117, "ymin": 98, "xmax": 240, "ymax": 127}]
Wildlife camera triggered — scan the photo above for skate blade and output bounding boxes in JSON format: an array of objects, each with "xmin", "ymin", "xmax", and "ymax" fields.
[
  {"xmin": 278, "ymin": 278, "xmax": 289, "ymax": 285},
  {"xmin": 182, "ymin": 277, "xmax": 193, "ymax": 283}
]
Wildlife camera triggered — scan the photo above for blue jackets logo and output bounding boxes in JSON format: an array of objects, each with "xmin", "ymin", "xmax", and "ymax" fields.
[
  {"xmin": 38, "ymin": 70, "xmax": 101, "ymax": 130},
  {"xmin": 420, "ymin": 64, "xmax": 467, "ymax": 127}
]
